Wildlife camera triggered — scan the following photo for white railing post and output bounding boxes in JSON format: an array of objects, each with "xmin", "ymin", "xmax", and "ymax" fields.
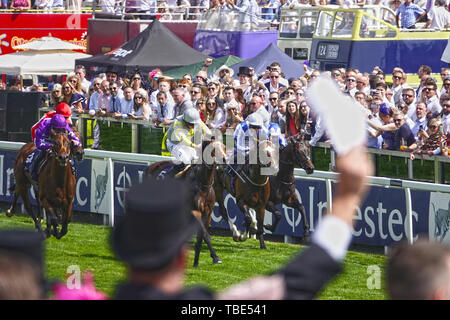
[{"xmin": 107, "ymin": 157, "xmax": 114, "ymax": 227}]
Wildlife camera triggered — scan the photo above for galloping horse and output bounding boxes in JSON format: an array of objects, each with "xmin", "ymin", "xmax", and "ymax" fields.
[
  {"xmin": 146, "ymin": 139, "xmax": 227, "ymax": 267},
  {"xmin": 8, "ymin": 129, "xmax": 81, "ymax": 239},
  {"xmin": 214, "ymin": 140, "xmax": 278, "ymax": 249},
  {"xmin": 265, "ymin": 134, "xmax": 315, "ymax": 241}
]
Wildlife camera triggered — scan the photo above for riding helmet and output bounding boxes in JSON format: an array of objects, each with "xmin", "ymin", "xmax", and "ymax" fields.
[
  {"xmin": 56, "ymin": 102, "xmax": 72, "ymax": 117},
  {"xmin": 50, "ymin": 114, "xmax": 68, "ymax": 129},
  {"xmin": 183, "ymin": 108, "xmax": 201, "ymax": 124}
]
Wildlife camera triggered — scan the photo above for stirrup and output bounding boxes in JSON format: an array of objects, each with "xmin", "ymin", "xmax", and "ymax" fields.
[{"xmin": 175, "ymin": 164, "xmax": 191, "ymax": 178}]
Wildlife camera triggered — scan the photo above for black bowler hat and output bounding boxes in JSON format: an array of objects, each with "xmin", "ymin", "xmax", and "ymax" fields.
[
  {"xmin": 0, "ymin": 230, "xmax": 46, "ymax": 291},
  {"xmin": 111, "ymin": 178, "xmax": 200, "ymax": 271},
  {"xmin": 237, "ymin": 66, "xmax": 252, "ymax": 77},
  {"xmin": 0, "ymin": 230, "xmax": 44, "ymax": 271}
]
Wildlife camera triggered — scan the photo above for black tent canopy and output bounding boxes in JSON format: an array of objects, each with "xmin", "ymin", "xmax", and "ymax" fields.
[{"xmin": 75, "ymin": 20, "xmax": 209, "ymax": 76}]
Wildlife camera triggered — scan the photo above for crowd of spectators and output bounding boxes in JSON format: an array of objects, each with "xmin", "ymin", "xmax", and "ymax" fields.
[{"xmin": 0, "ymin": 60, "xmax": 449, "ymax": 157}]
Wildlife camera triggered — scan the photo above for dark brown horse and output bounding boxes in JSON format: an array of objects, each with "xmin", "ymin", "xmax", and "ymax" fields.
[
  {"xmin": 146, "ymin": 139, "xmax": 227, "ymax": 267},
  {"xmin": 214, "ymin": 140, "xmax": 278, "ymax": 249},
  {"xmin": 265, "ymin": 134, "xmax": 315, "ymax": 241},
  {"xmin": 8, "ymin": 129, "xmax": 80, "ymax": 239}
]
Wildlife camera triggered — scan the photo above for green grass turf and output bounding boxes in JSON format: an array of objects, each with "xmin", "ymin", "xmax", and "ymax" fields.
[{"xmin": 0, "ymin": 213, "xmax": 388, "ymax": 300}]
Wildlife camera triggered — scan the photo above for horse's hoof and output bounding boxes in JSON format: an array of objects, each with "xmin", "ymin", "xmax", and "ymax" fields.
[
  {"xmin": 5, "ymin": 210, "xmax": 13, "ymax": 217},
  {"xmin": 193, "ymin": 263, "xmax": 199, "ymax": 268},
  {"xmin": 213, "ymin": 258, "xmax": 223, "ymax": 264},
  {"xmin": 232, "ymin": 234, "xmax": 241, "ymax": 242},
  {"xmin": 239, "ymin": 234, "xmax": 247, "ymax": 242}
]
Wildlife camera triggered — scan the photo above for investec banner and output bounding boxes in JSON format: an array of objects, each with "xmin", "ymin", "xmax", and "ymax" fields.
[{"xmin": 1, "ymin": 148, "xmax": 449, "ymax": 247}]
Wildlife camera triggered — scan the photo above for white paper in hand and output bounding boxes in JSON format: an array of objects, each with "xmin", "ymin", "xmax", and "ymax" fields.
[{"xmin": 306, "ymin": 76, "xmax": 367, "ymax": 155}]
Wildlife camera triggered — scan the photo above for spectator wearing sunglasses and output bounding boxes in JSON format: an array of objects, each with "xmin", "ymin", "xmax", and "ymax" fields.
[
  {"xmin": 410, "ymin": 117, "xmax": 446, "ymax": 160},
  {"xmin": 439, "ymin": 70, "xmax": 450, "ymax": 96},
  {"xmin": 391, "ymin": 70, "xmax": 405, "ymax": 105},
  {"xmin": 344, "ymin": 72, "xmax": 358, "ymax": 97},
  {"xmin": 423, "ymin": 79, "xmax": 442, "ymax": 117},
  {"xmin": 263, "ymin": 70, "xmax": 286, "ymax": 95}
]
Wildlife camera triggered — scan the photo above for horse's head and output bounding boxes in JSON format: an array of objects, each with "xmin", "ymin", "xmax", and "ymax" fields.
[
  {"xmin": 201, "ymin": 136, "xmax": 228, "ymax": 166},
  {"xmin": 50, "ymin": 129, "xmax": 71, "ymax": 167},
  {"xmin": 289, "ymin": 134, "xmax": 314, "ymax": 174}
]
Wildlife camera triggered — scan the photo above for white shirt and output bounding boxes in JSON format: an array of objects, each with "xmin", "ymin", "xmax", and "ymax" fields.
[
  {"xmin": 411, "ymin": 116, "xmax": 428, "ymax": 140},
  {"xmin": 443, "ymin": 112, "xmax": 450, "ymax": 136},
  {"xmin": 428, "ymin": 6, "xmax": 450, "ymax": 29},
  {"xmin": 426, "ymin": 95, "xmax": 442, "ymax": 114}
]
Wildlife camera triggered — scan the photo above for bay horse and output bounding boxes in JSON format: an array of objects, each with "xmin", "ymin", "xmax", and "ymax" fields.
[
  {"xmin": 264, "ymin": 134, "xmax": 315, "ymax": 241},
  {"xmin": 214, "ymin": 140, "xmax": 278, "ymax": 249},
  {"xmin": 146, "ymin": 139, "xmax": 227, "ymax": 267},
  {"xmin": 8, "ymin": 129, "xmax": 81, "ymax": 239}
]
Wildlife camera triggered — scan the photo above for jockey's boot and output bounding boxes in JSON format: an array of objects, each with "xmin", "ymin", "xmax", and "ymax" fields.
[{"xmin": 29, "ymin": 150, "xmax": 45, "ymax": 182}]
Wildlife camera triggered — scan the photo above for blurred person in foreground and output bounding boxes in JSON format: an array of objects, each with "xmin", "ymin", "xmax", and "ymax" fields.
[
  {"xmin": 387, "ymin": 240, "xmax": 450, "ymax": 300},
  {"xmin": 111, "ymin": 78, "xmax": 374, "ymax": 300}
]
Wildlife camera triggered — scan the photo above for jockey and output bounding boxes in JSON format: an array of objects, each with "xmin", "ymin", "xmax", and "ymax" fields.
[
  {"xmin": 31, "ymin": 102, "xmax": 72, "ymax": 141},
  {"xmin": 227, "ymin": 114, "xmax": 286, "ymax": 177},
  {"xmin": 26, "ymin": 114, "xmax": 81, "ymax": 182},
  {"xmin": 159, "ymin": 108, "xmax": 211, "ymax": 178},
  {"xmin": 227, "ymin": 113, "xmax": 267, "ymax": 177}
]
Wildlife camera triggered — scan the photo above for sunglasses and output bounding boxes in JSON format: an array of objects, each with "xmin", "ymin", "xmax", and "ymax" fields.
[
  {"xmin": 424, "ymin": 88, "xmax": 435, "ymax": 92},
  {"xmin": 133, "ymin": 77, "xmax": 141, "ymax": 81},
  {"xmin": 179, "ymin": 84, "xmax": 188, "ymax": 88},
  {"xmin": 444, "ymin": 83, "xmax": 450, "ymax": 86},
  {"xmin": 393, "ymin": 76, "xmax": 402, "ymax": 80},
  {"xmin": 332, "ymin": 73, "xmax": 341, "ymax": 76},
  {"xmin": 109, "ymin": 87, "xmax": 118, "ymax": 90},
  {"xmin": 70, "ymin": 79, "xmax": 77, "ymax": 83},
  {"xmin": 269, "ymin": 97, "xmax": 278, "ymax": 101},
  {"xmin": 429, "ymin": 125, "xmax": 438, "ymax": 129},
  {"xmin": 393, "ymin": 119, "xmax": 402, "ymax": 123},
  {"xmin": 208, "ymin": 87, "xmax": 215, "ymax": 91},
  {"xmin": 207, "ymin": 102, "xmax": 216, "ymax": 105},
  {"xmin": 94, "ymin": 83, "xmax": 101, "ymax": 86},
  {"xmin": 270, "ymin": 76, "xmax": 279, "ymax": 79},
  {"xmin": 64, "ymin": 86, "xmax": 71, "ymax": 89},
  {"xmin": 402, "ymin": 94, "xmax": 413, "ymax": 98},
  {"xmin": 347, "ymin": 78, "xmax": 356, "ymax": 82},
  {"xmin": 296, "ymin": 92, "xmax": 304, "ymax": 96},
  {"xmin": 443, "ymin": 104, "xmax": 450, "ymax": 108},
  {"xmin": 191, "ymin": 90, "xmax": 201, "ymax": 94},
  {"xmin": 134, "ymin": 96, "xmax": 143, "ymax": 99},
  {"xmin": 286, "ymin": 92, "xmax": 295, "ymax": 95}
]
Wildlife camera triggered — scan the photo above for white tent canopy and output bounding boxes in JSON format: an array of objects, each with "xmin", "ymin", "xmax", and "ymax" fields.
[
  {"xmin": 0, "ymin": 35, "xmax": 90, "ymax": 76},
  {"xmin": 0, "ymin": 50, "xmax": 91, "ymax": 76},
  {"xmin": 15, "ymin": 36, "xmax": 86, "ymax": 51}
]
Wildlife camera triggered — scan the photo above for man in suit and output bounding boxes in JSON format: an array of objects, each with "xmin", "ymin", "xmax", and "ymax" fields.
[{"xmin": 111, "ymin": 138, "xmax": 373, "ymax": 299}]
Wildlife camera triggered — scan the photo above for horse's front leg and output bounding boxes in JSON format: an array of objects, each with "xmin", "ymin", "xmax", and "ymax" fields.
[
  {"xmin": 41, "ymin": 199, "xmax": 58, "ymax": 238},
  {"xmin": 201, "ymin": 212, "xmax": 222, "ymax": 265},
  {"xmin": 256, "ymin": 206, "xmax": 267, "ymax": 249},
  {"xmin": 236, "ymin": 199, "xmax": 252, "ymax": 242},
  {"xmin": 215, "ymin": 186, "xmax": 241, "ymax": 241},
  {"xmin": 291, "ymin": 198, "xmax": 310, "ymax": 243},
  {"xmin": 264, "ymin": 201, "xmax": 282, "ymax": 233}
]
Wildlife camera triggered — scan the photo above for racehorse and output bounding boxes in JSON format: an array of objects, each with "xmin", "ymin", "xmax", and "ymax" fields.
[
  {"xmin": 214, "ymin": 140, "xmax": 278, "ymax": 249},
  {"xmin": 264, "ymin": 134, "xmax": 315, "ymax": 241},
  {"xmin": 8, "ymin": 128, "xmax": 82, "ymax": 239},
  {"xmin": 146, "ymin": 139, "xmax": 227, "ymax": 267}
]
